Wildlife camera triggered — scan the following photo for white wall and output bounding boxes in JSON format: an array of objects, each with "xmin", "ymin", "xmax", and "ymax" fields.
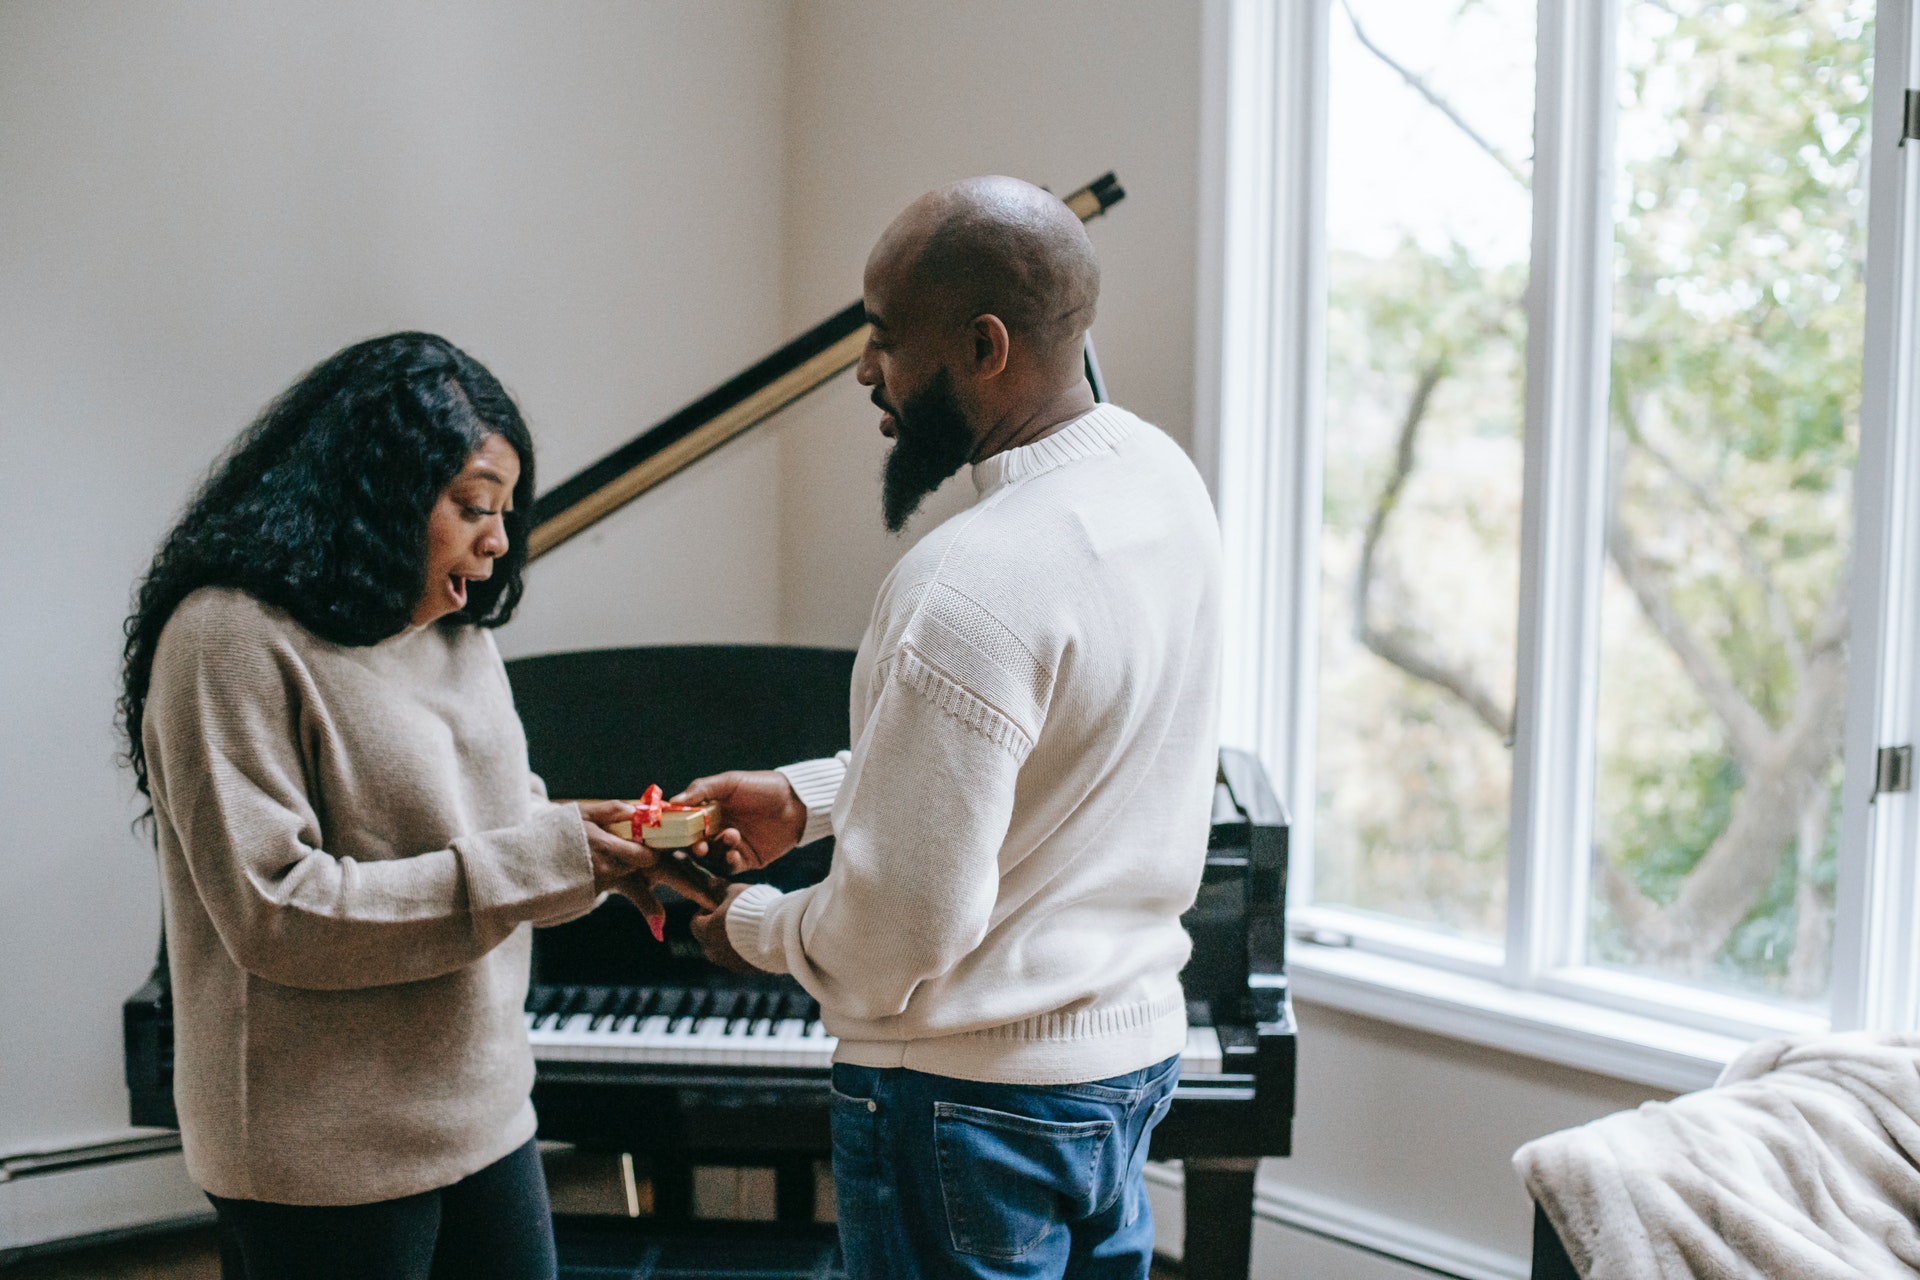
[
  {"xmin": 1252, "ymin": 1003, "xmax": 1667, "ymax": 1275},
  {"xmin": 3, "ymin": 3, "xmax": 1680, "ymax": 1271},
  {"xmin": 0, "ymin": 0, "xmax": 790, "ymax": 1192},
  {"xmin": 772, "ymin": 0, "xmax": 1207, "ymax": 646}
]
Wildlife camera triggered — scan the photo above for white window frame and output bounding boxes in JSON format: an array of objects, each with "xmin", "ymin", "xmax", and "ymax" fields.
[{"xmin": 1199, "ymin": 0, "xmax": 1920, "ymax": 1092}]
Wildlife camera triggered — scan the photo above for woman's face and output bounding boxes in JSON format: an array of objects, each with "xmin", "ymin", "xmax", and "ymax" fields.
[{"xmin": 412, "ymin": 434, "xmax": 521, "ymax": 627}]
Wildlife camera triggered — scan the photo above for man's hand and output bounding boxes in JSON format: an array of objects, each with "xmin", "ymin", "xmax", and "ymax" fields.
[
  {"xmin": 675, "ymin": 771, "xmax": 808, "ymax": 873},
  {"xmin": 690, "ymin": 883, "xmax": 760, "ymax": 973}
]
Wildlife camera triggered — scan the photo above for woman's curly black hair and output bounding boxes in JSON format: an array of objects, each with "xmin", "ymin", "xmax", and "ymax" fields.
[{"xmin": 119, "ymin": 331, "xmax": 537, "ymax": 810}]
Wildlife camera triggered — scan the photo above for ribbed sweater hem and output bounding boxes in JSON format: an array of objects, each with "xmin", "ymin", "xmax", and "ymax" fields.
[
  {"xmin": 187, "ymin": 1101, "xmax": 538, "ymax": 1206},
  {"xmin": 831, "ymin": 988, "xmax": 1188, "ymax": 1085}
]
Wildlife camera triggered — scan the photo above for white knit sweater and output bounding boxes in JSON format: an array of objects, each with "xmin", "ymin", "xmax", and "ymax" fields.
[{"xmin": 726, "ymin": 405, "xmax": 1223, "ymax": 1084}]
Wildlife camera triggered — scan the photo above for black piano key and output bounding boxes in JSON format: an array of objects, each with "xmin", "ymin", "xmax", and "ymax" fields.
[
  {"xmin": 580, "ymin": 986, "xmax": 614, "ymax": 1017},
  {"xmin": 737, "ymin": 991, "xmax": 767, "ymax": 1022},
  {"xmin": 781, "ymin": 992, "xmax": 811, "ymax": 1022},
  {"xmin": 595, "ymin": 987, "xmax": 639, "ymax": 1028},
  {"xmin": 653, "ymin": 987, "xmax": 686, "ymax": 1020},
  {"xmin": 524, "ymin": 984, "xmax": 556, "ymax": 1014},
  {"xmin": 683, "ymin": 989, "xmax": 710, "ymax": 1020},
  {"xmin": 538, "ymin": 985, "xmax": 581, "ymax": 1031},
  {"xmin": 709, "ymin": 990, "xmax": 740, "ymax": 1020}
]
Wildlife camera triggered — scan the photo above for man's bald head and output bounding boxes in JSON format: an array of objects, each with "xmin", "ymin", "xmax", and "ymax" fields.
[{"xmin": 870, "ymin": 176, "xmax": 1100, "ymax": 364}]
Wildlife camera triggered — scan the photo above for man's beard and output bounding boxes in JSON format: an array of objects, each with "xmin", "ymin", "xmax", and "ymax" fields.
[{"xmin": 879, "ymin": 370, "xmax": 974, "ymax": 533}]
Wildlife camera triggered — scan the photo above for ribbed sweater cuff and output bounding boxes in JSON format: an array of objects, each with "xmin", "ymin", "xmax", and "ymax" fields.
[
  {"xmin": 776, "ymin": 756, "xmax": 845, "ymax": 846},
  {"xmin": 724, "ymin": 882, "xmax": 789, "ymax": 974},
  {"xmin": 460, "ymin": 803, "xmax": 598, "ymax": 927}
]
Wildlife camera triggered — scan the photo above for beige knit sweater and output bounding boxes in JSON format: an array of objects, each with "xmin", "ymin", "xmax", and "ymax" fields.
[
  {"xmin": 727, "ymin": 406, "xmax": 1223, "ymax": 1084},
  {"xmin": 142, "ymin": 588, "xmax": 598, "ymax": 1205}
]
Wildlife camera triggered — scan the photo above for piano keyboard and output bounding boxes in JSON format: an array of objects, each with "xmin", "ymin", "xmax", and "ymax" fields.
[{"xmin": 525, "ymin": 984, "xmax": 1225, "ymax": 1074}]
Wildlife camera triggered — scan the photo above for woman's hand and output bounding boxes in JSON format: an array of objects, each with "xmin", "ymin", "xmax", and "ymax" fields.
[
  {"xmin": 673, "ymin": 771, "xmax": 808, "ymax": 873},
  {"xmin": 577, "ymin": 801, "xmax": 655, "ymax": 887},
  {"xmin": 574, "ymin": 801, "xmax": 735, "ymax": 942},
  {"xmin": 576, "ymin": 802, "xmax": 675, "ymax": 940}
]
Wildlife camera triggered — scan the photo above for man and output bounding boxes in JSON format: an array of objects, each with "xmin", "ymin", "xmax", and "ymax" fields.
[{"xmin": 683, "ymin": 176, "xmax": 1222, "ymax": 1278}]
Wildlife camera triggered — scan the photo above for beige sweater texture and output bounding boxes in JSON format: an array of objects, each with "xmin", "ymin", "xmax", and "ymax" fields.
[
  {"xmin": 728, "ymin": 406, "xmax": 1224, "ymax": 1084},
  {"xmin": 143, "ymin": 588, "xmax": 598, "ymax": 1205}
]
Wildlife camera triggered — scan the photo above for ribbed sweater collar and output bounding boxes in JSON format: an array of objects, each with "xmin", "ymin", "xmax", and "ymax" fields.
[{"xmin": 970, "ymin": 404, "xmax": 1132, "ymax": 497}]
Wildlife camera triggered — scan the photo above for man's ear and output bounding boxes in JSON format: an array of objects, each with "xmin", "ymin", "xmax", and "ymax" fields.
[{"xmin": 970, "ymin": 314, "xmax": 1011, "ymax": 380}]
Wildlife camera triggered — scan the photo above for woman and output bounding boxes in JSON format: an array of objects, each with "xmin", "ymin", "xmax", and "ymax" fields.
[{"xmin": 120, "ymin": 332, "xmax": 652, "ymax": 1280}]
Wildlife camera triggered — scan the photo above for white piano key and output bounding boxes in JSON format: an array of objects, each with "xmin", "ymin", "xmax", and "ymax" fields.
[
  {"xmin": 1180, "ymin": 1025, "xmax": 1223, "ymax": 1075},
  {"xmin": 528, "ymin": 999, "xmax": 838, "ymax": 1070}
]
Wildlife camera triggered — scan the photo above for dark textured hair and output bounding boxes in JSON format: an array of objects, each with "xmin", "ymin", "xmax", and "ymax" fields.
[{"xmin": 118, "ymin": 331, "xmax": 537, "ymax": 809}]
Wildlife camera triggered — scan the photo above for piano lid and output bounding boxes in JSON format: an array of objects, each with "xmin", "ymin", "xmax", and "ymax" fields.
[{"xmin": 528, "ymin": 172, "xmax": 1125, "ymax": 560}]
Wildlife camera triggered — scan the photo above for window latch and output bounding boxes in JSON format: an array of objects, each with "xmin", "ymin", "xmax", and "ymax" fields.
[
  {"xmin": 1904, "ymin": 90, "xmax": 1920, "ymax": 147},
  {"xmin": 1876, "ymin": 745, "xmax": 1913, "ymax": 796}
]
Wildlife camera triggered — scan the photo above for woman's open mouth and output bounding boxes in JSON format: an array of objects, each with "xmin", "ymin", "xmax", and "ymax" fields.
[{"xmin": 447, "ymin": 574, "xmax": 468, "ymax": 609}]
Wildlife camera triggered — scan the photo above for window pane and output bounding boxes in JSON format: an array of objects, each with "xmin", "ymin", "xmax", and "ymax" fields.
[
  {"xmin": 1315, "ymin": 0, "xmax": 1535, "ymax": 942},
  {"xmin": 1589, "ymin": 0, "xmax": 1870, "ymax": 1009}
]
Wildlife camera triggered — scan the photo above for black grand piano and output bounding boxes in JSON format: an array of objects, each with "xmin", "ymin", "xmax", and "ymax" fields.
[{"xmin": 124, "ymin": 173, "xmax": 1296, "ymax": 1278}]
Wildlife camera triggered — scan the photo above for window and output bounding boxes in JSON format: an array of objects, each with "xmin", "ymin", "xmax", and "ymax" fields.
[
  {"xmin": 1206, "ymin": 0, "xmax": 1917, "ymax": 1085},
  {"xmin": 1592, "ymin": 1, "xmax": 1868, "ymax": 1009},
  {"xmin": 1316, "ymin": 0, "xmax": 1533, "ymax": 944}
]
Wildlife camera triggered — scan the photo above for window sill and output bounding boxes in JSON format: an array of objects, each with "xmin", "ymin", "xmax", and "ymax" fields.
[{"xmin": 1288, "ymin": 942, "xmax": 1773, "ymax": 1093}]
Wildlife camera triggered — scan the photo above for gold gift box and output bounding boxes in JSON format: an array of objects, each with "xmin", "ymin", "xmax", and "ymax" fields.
[{"xmin": 610, "ymin": 800, "xmax": 721, "ymax": 849}]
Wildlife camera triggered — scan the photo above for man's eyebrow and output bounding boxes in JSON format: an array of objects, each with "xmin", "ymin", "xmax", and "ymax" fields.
[{"xmin": 864, "ymin": 309, "xmax": 887, "ymax": 330}]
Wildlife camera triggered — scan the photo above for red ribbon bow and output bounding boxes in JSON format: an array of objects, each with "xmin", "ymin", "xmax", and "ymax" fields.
[{"xmin": 633, "ymin": 784, "xmax": 666, "ymax": 832}]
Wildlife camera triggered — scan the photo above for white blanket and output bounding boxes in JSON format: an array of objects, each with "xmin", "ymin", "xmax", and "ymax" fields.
[{"xmin": 1514, "ymin": 1033, "xmax": 1920, "ymax": 1279}]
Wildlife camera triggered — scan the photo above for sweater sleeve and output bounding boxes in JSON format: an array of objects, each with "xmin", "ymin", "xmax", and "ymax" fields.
[
  {"xmin": 726, "ymin": 645, "xmax": 1032, "ymax": 1019},
  {"xmin": 146, "ymin": 610, "xmax": 598, "ymax": 991},
  {"xmin": 776, "ymin": 753, "xmax": 850, "ymax": 845},
  {"xmin": 527, "ymin": 769, "xmax": 608, "ymax": 928}
]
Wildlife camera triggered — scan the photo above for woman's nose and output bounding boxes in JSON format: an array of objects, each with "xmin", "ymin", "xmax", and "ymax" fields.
[{"xmin": 478, "ymin": 517, "xmax": 508, "ymax": 557}]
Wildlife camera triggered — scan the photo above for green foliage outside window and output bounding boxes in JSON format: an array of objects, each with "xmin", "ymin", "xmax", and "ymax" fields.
[{"xmin": 1320, "ymin": 0, "xmax": 1869, "ymax": 1006}]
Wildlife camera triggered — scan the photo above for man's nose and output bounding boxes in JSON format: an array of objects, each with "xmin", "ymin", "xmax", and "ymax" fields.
[{"xmin": 855, "ymin": 344, "xmax": 879, "ymax": 386}]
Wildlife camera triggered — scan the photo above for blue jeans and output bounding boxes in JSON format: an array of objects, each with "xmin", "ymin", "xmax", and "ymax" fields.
[{"xmin": 830, "ymin": 1054, "xmax": 1180, "ymax": 1280}]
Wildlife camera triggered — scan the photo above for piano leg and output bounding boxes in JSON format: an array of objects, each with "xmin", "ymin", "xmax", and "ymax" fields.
[
  {"xmin": 774, "ymin": 1157, "xmax": 816, "ymax": 1224},
  {"xmin": 652, "ymin": 1156, "xmax": 694, "ymax": 1225},
  {"xmin": 1182, "ymin": 1157, "xmax": 1258, "ymax": 1280}
]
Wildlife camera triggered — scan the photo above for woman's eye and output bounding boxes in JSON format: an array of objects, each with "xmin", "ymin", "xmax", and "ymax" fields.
[{"xmin": 463, "ymin": 505, "xmax": 499, "ymax": 520}]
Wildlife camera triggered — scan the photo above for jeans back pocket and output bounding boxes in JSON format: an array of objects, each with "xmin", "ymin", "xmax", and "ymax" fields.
[{"xmin": 933, "ymin": 1101, "xmax": 1114, "ymax": 1261}]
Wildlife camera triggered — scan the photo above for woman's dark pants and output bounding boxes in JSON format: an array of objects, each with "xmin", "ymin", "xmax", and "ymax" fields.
[{"xmin": 207, "ymin": 1136, "xmax": 556, "ymax": 1280}]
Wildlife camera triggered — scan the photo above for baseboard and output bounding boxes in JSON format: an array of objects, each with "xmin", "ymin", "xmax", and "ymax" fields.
[
  {"xmin": 0, "ymin": 1140, "xmax": 1528, "ymax": 1280},
  {"xmin": 1144, "ymin": 1162, "xmax": 1529, "ymax": 1280},
  {"xmin": 0, "ymin": 1132, "xmax": 210, "ymax": 1259}
]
